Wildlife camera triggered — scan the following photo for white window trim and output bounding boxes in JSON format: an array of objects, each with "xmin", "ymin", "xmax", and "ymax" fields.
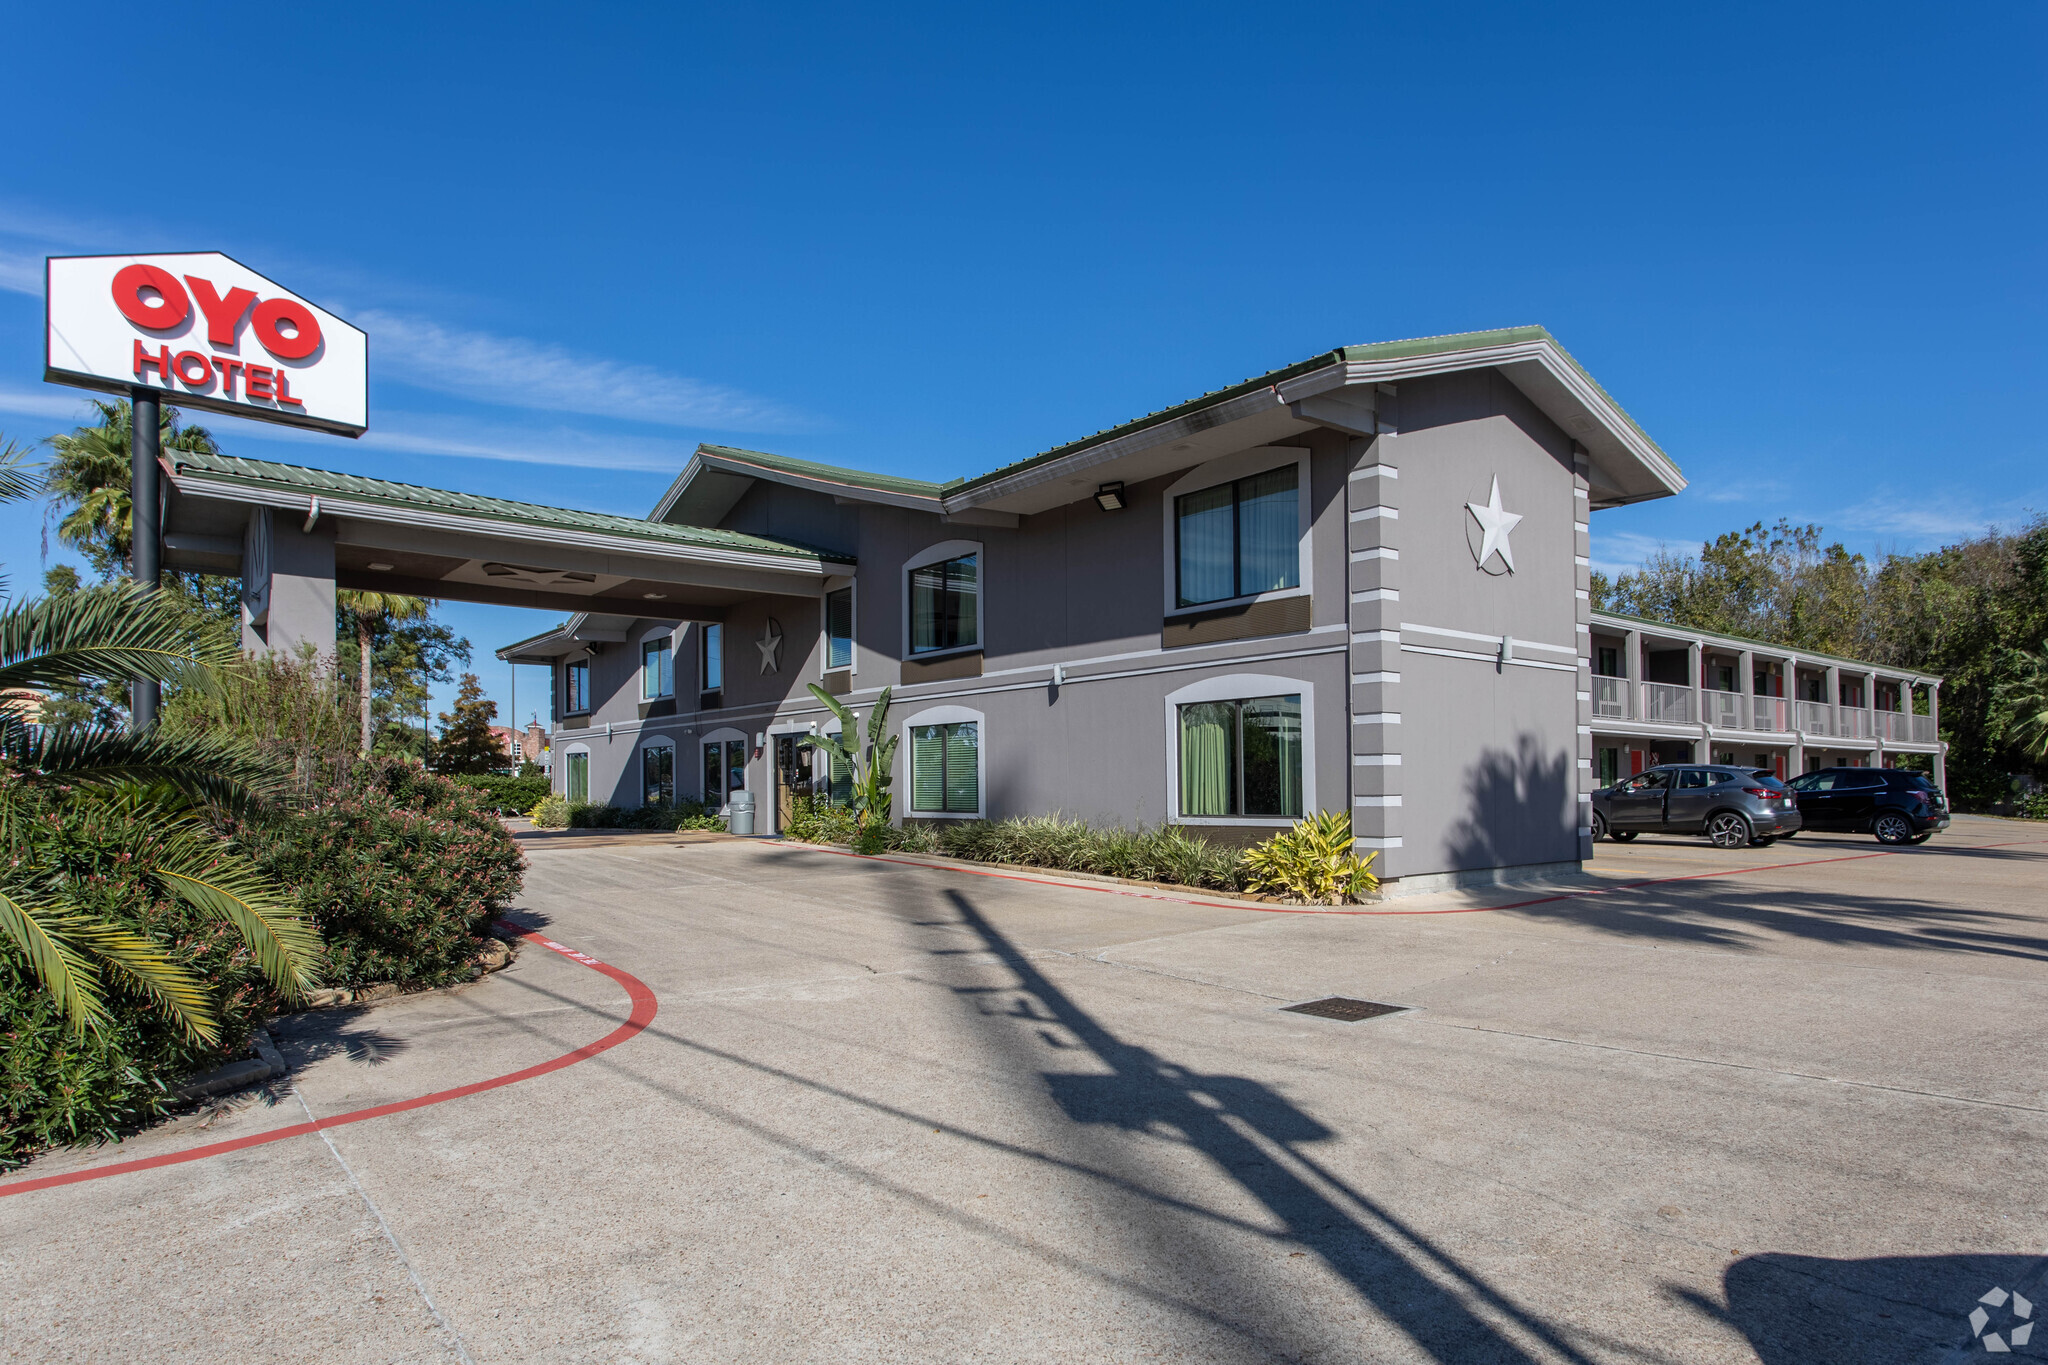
[
  {"xmin": 560, "ymin": 742, "xmax": 593, "ymax": 800},
  {"xmin": 638, "ymin": 625, "xmax": 676, "ymax": 701},
  {"xmin": 1162, "ymin": 673, "xmax": 1317, "ymax": 827},
  {"xmin": 698, "ymin": 726, "xmax": 750, "ymax": 805},
  {"xmin": 902, "ymin": 539, "xmax": 985, "ymax": 662},
  {"xmin": 563, "ymin": 655, "xmax": 593, "ymax": 716},
  {"xmin": 901, "ymin": 703, "xmax": 986, "ymax": 820},
  {"xmin": 1160, "ymin": 446, "xmax": 1313, "ymax": 619},
  {"xmin": 821, "ymin": 575, "xmax": 857, "ymax": 677}
]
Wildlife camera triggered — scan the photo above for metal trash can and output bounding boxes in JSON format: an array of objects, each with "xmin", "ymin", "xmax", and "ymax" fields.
[{"xmin": 727, "ymin": 789, "xmax": 755, "ymax": 836}]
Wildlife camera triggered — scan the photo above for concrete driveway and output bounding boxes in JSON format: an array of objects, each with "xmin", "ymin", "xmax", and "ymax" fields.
[{"xmin": 4, "ymin": 816, "xmax": 2046, "ymax": 1364}]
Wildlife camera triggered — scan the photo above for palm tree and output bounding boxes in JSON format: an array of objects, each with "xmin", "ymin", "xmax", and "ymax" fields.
[
  {"xmin": 338, "ymin": 589, "xmax": 431, "ymax": 755},
  {"xmin": 0, "ymin": 582, "xmax": 324, "ymax": 1042},
  {"xmin": 1998, "ymin": 639, "xmax": 2048, "ymax": 762},
  {"xmin": 45, "ymin": 399, "xmax": 219, "ymax": 575}
]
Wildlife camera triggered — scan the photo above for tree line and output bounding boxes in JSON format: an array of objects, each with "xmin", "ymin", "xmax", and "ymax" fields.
[{"xmin": 1592, "ymin": 518, "xmax": 2048, "ymax": 807}]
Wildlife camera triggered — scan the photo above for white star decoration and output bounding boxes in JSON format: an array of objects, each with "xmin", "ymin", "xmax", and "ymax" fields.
[
  {"xmin": 757, "ymin": 619, "xmax": 783, "ymax": 674},
  {"xmin": 1466, "ymin": 476, "xmax": 1523, "ymax": 574}
]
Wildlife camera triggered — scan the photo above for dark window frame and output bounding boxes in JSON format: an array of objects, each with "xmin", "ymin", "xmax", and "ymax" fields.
[{"xmin": 1172, "ymin": 464, "xmax": 1302, "ymax": 610}]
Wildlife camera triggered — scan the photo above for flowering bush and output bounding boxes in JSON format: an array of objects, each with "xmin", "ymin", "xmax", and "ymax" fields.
[
  {"xmin": 530, "ymin": 793, "xmax": 570, "ymax": 828},
  {"xmin": 0, "ymin": 778, "xmax": 290, "ymax": 1167},
  {"xmin": 238, "ymin": 758, "xmax": 526, "ymax": 989},
  {"xmin": 565, "ymin": 799, "xmax": 724, "ymax": 832}
]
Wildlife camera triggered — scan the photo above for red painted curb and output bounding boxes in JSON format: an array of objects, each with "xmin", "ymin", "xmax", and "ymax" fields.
[
  {"xmin": 781, "ymin": 834, "xmax": 2048, "ymax": 918},
  {"xmin": 0, "ymin": 923, "xmax": 657, "ymax": 1200}
]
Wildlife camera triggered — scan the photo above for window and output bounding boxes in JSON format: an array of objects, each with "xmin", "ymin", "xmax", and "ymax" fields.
[
  {"xmin": 565, "ymin": 750, "xmax": 589, "ymax": 802},
  {"xmin": 642, "ymin": 742, "xmax": 674, "ymax": 805},
  {"xmin": 1597, "ymin": 747, "xmax": 1619, "ymax": 787},
  {"xmin": 564, "ymin": 659, "xmax": 590, "ymax": 714},
  {"xmin": 910, "ymin": 553, "xmax": 978, "ymax": 654},
  {"xmin": 702, "ymin": 736, "xmax": 747, "ymax": 803},
  {"xmin": 1177, "ymin": 695, "xmax": 1303, "ymax": 818},
  {"xmin": 1678, "ymin": 769, "xmax": 1712, "ymax": 789},
  {"xmin": 1711, "ymin": 665, "xmax": 1735, "ymax": 693},
  {"xmin": 910, "ymin": 722, "xmax": 979, "ymax": 814},
  {"xmin": 641, "ymin": 634, "xmax": 673, "ymax": 699},
  {"xmin": 825, "ymin": 586, "xmax": 853, "ymax": 670},
  {"xmin": 1597, "ymin": 647, "xmax": 1619, "ymax": 677},
  {"xmin": 1175, "ymin": 465, "xmax": 1300, "ymax": 608},
  {"xmin": 701, "ymin": 624, "xmax": 723, "ymax": 701}
]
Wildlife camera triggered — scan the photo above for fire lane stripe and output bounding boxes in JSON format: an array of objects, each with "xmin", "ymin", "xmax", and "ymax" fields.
[
  {"xmin": 780, "ymin": 835, "xmax": 2048, "ymax": 918},
  {"xmin": 0, "ymin": 923, "xmax": 657, "ymax": 1200}
]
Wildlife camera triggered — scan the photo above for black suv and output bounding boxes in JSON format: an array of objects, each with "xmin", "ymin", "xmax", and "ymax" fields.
[
  {"xmin": 1784, "ymin": 767, "xmax": 1949, "ymax": 844},
  {"xmin": 1592, "ymin": 765, "xmax": 1803, "ymax": 848}
]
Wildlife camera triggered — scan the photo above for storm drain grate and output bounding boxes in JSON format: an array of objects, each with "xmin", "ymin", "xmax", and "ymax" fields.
[{"xmin": 1281, "ymin": 997, "xmax": 1406, "ymax": 1022}]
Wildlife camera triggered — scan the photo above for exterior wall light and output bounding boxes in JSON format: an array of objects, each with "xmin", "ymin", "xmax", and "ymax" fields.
[{"xmin": 1094, "ymin": 481, "xmax": 1126, "ymax": 512}]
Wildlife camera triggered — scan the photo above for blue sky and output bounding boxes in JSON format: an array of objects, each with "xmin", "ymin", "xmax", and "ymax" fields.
[{"xmin": 3, "ymin": 3, "xmax": 2042, "ymax": 728}]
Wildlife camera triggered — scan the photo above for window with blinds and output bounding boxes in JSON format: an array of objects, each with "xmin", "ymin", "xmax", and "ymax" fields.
[{"xmin": 910, "ymin": 721, "xmax": 979, "ymax": 814}]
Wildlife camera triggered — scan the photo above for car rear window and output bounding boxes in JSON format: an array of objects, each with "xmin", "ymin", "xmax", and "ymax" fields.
[
  {"xmin": 1894, "ymin": 772, "xmax": 1938, "ymax": 789},
  {"xmin": 1747, "ymin": 773, "xmax": 1788, "ymax": 791}
]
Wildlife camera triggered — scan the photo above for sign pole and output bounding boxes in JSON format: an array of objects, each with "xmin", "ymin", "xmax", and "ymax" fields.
[{"xmin": 129, "ymin": 385, "xmax": 162, "ymax": 732}]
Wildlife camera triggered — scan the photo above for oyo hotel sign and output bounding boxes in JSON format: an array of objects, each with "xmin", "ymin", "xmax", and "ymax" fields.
[{"xmin": 45, "ymin": 252, "xmax": 367, "ymax": 437}]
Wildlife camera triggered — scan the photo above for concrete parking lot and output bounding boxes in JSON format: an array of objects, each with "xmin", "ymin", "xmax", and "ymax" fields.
[{"xmin": 4, "ymin": 816, "xmax": 2045, "ymax": 1364}]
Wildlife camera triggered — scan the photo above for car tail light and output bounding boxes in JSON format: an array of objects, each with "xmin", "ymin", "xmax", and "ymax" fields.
[
  {"xmin": 1743, "ymin": 787, "xmax": 1777, "ymax": 798},
  {"xmin": 1909, "ymin": 791, "xmax": 1931, "ymax": 805}
]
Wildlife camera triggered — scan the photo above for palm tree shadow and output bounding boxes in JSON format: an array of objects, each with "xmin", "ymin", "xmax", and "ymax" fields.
[{"xmin": 938, "ymin": 889, "xmax": 1603, "ymax": 1365}]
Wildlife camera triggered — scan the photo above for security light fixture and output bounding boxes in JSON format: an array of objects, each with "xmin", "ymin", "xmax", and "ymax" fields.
[
  {"xmin": 643, "ymin": 592, "xmax": 668, "ymax": 600},
  {"xmin": 367, "ymin": 562, "xmax": 393, "ymax": 572},
  {"xmin": 1094, "ymin": 481, "xmax": 1126, "ymax": 512}
]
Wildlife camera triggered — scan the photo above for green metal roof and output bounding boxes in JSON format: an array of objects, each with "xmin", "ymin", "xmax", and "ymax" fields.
[
  {"xmin": 169, "ymin": 451, "xmax": 852, "ymax": 563},
  {"xmin": 696, "ymin": 444, "xmax": 960, "ymax": 499}
]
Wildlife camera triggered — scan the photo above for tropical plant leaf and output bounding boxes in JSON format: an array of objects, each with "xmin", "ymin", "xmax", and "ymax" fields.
[
  {"xmin": 56, "ymin": 915, "xmax": 222, "ymax": 1045},
  {"xmin": 0, "ymin": 889, "xmax": 113, "ymax": 1036},
  {"xmin": 153, "ymin": 829, "xmax": 324, "ymax": 1001},
  {"xmin": 0, "ymin": 581, "xmax": 234, "ymax": 696},
  {"xmin": 0, "ymin": 719, "xmax": 287, "ymax": 825}
]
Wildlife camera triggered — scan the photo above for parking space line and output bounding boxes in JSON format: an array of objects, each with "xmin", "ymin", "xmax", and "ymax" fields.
[{"xmin": 0, "ymin": 922, "xmax": 659, "ymax": 1200}]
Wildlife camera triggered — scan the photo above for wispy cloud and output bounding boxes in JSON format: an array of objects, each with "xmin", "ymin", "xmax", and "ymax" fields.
[
  {"xmin": 1589, "ymin": 529, "xmax": 1680, "ymax": 577},
  {"xmin": 188, "ymin": 406, "xmax": 693, "ymax": 474},
  {"xmin": 1830, "ymin": 493, "xmax": 2036, "ymax": 545},
  {"xmin": 0, "ymin": 250, "xmax": 39, "ymax": 295},
  {"xmin": 0, "ymin": 385, "xmax": 110, "ymax": 426},
  {"xmin": 358, "ymin": 310, "xmax": 811, "ymax": 435}
]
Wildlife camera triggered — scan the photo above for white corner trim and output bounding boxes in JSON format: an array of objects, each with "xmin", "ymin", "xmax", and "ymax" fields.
[
  {"xmin": 1350, "ymin": 671, "xmax": 1400, "ymax": 684},
  {"xmin": 1349, "ymin": 547, "xmax": 1399, "ymax": 562},
  {"xmin": 1351, "ymin": 795, "xmax": 1402, "ymax": 807},
  {"xmin": 1352, "ymin": 753, "xmax": 1402, "ymax": 765},
  {"xmin": 1351, "ymin": 712, "xmax": 1401, "ymax": 725},
  {"xmin": 1348, "ymin": 505, "xmax": 1398, "ymax": 522},
  {"xmin": 1347, "ymin": 463, "xmax": 1398, "ymax": 481}
]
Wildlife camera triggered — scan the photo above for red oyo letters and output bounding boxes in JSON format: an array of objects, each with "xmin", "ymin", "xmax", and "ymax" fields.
[{"xmin": 119, "ymin": 266, "xmax": 326, "ymax": 404}]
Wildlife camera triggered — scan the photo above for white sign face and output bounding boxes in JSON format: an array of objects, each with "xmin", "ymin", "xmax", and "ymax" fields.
[{"xmin": 45, "ymin": 252, "xmax": 367, "ymax": 437}]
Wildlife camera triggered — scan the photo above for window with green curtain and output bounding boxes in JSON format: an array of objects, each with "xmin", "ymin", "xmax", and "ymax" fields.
[
  {"xmin": 911, "ymin": 721, "xmax": 979, "ymax": 813},
  {"xmin": 566, "ymin": 752, "xmax": 589, "ymax": 803},
  {"xmin": 1173, "ymin": 464, "xmax": 1300, "ymax": 607},
  {"xmin": 910, "ymin": 554, "xmax": 977, "ymax": 653},
  {"xmin": 1177, "ymin": 694, "xmax": 1302, "ymax": 817}
]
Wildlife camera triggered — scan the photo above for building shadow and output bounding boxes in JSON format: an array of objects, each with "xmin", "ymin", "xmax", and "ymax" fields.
[
  {"xmin": 934, "ymin": 888, "xmax": 1609, "ymax": 1364},
  {"xmin": 1670, "ymin": 1250, "xmax": 2048, "ymax": 1363},
  {"xmin": 1442, "ymin": 735, "xmax": 1577, "ymax": 875}
]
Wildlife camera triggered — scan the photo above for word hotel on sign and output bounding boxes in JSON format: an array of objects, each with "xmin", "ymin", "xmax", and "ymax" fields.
[{"xmin": 114, "ymin": 264, "xmax": 319, "ymax": 407}]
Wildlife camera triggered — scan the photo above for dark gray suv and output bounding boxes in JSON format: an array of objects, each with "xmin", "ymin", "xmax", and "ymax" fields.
[{"xmin": 1592, "ymin": 764, "xmax": 1804, "ymax": 848}]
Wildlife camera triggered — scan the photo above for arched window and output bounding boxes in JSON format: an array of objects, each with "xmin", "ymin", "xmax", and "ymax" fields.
[
  {"xmin": 1163, "ymin": 674, "xmax": 1316, "ymax": 825},
  {"xmin": 901, "ymin": 704, "xmax": 985, "ymax": 819},
  {"xmin": 902, "ymin": 540, "xmax": 983, "ymax": 658},
  {"xmin": 562, "ymin": 743, "xmax": 592, "ymax": 803}
]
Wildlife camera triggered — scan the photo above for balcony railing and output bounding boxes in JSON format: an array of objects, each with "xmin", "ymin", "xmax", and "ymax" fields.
[
  {"xmin": 1641, "ymin": 681, "xmax": 1695, "ymax": 724},
  {"xmin": 1591, "ymin": 675, "xmax": 1628, "ymax": 719},
  {"xmin": 1749, "ymin": 696, "xmax": 1791, "ymax": 733},
  {"xmin": 1796, "ymin": 700, "xmax": 1833, "ymax": 734},
  {"xmin": 1838, "ymin": 709, "xmax": 1873, "ymax": 739},
  {"xmin": 1703, "ymin": 688, "xmax": 1743, "ymax": 730}
]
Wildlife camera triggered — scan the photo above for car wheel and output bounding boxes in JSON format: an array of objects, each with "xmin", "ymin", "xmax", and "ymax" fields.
[
  {"xmin": 1706, "ymin": 811, "xmax": 1752, "ymax": 849},
  {"xmin": 1874, "ymin": 813, "xmax": 1916, "ymax": 845},
  {"xmin": 1591, "ymin": 811, "xmax": 1609, "ymax": 842},
  {"xmin": 1610, "ymin": 830, "xmax": 1638, "ymax": 842}
]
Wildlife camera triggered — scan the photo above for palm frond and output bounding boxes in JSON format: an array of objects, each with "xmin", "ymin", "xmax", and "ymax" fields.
[
  {"xmin": 152, "ymin": 831, "xmax": 324, "ymax": 1001},
  {"xmin": 0, "ymin": 440, "xmax": 40, "ymax": 504},
  {"xmin": 0, "ymin": 581, "xmax": 235, "ymax": 696},
  {"xmin": 0, "ymin": 889, "xmax": 112, "ymax": 1035},
  {"xmin": 56, "ymin": 916, "xmax": 221, "ymax": 1045},
  {"xmin": 3, "ymin": 720, "xmax": 289, "ymax": 812}
]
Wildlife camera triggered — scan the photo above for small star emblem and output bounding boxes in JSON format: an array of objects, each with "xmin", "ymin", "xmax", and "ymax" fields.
[
  {"xmin": 1466, "ymin": 476, "xmax": 1523, "ymax": 574},
  {"xmin": 757, "ymin": 617, "xmax": 784, "ymax": 674}
]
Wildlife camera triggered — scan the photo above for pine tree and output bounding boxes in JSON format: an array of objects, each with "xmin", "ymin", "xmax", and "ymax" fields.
[{"xmin": 432, "ymin": 672, "xmax": 505, "ymax": 774}]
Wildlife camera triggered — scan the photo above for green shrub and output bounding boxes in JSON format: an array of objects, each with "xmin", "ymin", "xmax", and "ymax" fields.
[
  {"xmin": 564, "ymin": 799, "xmax": 724, "ymax": 832},
  {"xmin": 530, "ymin": 793, "xmax": 570, "ymax": 828},
  {"xmin": 237, "ymin": 758, "xmax": 526, "ymax": 989},
  {"xmin": 2017, "ymin": 790, "xmax": 2048, "ymax": 820},
  {"xmin": 0, "ymin": 781, "xmax": 289, "ymax": 1168},
  {"xmin": 783, "ymin": 794, "xmax": 859, "ymax": 845},
  {"xmin": 1241, "ymin": 812, "xmax": 1378, "ymax": 904},
  {"xmin": 452, "ymin": 773, "xmax": 550, "ymax": 814}
]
